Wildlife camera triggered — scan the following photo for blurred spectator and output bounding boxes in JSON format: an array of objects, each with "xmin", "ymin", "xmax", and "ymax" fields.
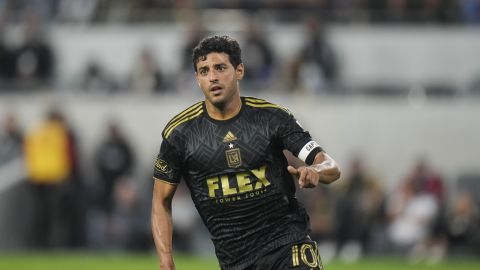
[
  {"xmin": 446, "ymin": 190, "xmax": 480, "ymax": 255},
  {"xmin": 94, "ymin": 120, "xmax": 135, "ymax": 216},
  {"xmin": 0, "ymin": 112, "xmax": 23, "ymax": 166},
  {"xmin": 108, "ymin": 176, "xmax": 151, "ymax": 250},
  {"xmin": 386, "ymin": 179, "xmax": 438, "ymax": 251},
  {"xmin": 386, "ymin": 159, "xmax": 444, "ymax": 257},
  {"xmin": 81, "ymin": 59, "xmax": 118, "ymax": 94},
  {"xmin": 406, "ymin": 158, "xmax": 445, "ymax": 203},
  {"xmin": 390, "ymin": 160, "xmax": 448, "ymax": 263},
  {"xmin": 24, "ymin": 109, "xmax": 75, "ymax": 248},
  {"xmin": 241, "ymin": 18, "xmax": 275, "ymax": 92},
  {"xmin": 0, "ymin": 18, "xmax": 16, "ymax": 86},
  {"xmin": 128, "ymin": 47, "xmax": 166, "ymax": 95},
  {"xmin": 335, "ymin": 157, "xmax": 385, "ymax": 259},
  {"xmin": 14, "ymin": 13, "xmax": 55, "ymax": 88},
  {"xmin": 289, "ymin": 18, "xmax": 338, "ymax": 94},
  {"xmin": 24, "ymin": 109, "xmax": 72, "ymax": 190}
]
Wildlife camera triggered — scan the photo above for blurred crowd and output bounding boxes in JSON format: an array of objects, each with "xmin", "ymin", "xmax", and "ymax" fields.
[
  {"xmin": 0, "ymin": 10, "xmax": 342, "ymax": 95},
  {"xmin": 0, "ymin": 0, "xmax": 479, "ymax": 24},
  {"xmin": 0, "ymin": 110, "xmax": 479, "ymax": 262},
  {"xmin": 1, "ymin": 1, "xmax": 480, "ymax": 96},
  {"xmin": 0, "ymin": 110, "xmax": 150, "ymax": 250}
]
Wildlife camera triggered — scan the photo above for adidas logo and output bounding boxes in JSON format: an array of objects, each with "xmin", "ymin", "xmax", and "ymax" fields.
[{"xmin": 223, "ymin": 131, "xmax": 238, "ymax": 142}]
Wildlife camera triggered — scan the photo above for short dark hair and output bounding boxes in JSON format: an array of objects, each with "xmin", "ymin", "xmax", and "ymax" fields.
[{"xmin": 192, "ymin": 35, "xmax": 242, "ymax": 71}]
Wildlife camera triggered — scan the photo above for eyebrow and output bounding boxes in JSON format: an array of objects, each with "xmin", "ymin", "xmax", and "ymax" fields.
[
  {"xmin": 198, "ymin": 63, "xmax": 227, "ymax": 72},
  {"xmin": 214, "ymin": 63, "xmax": 227, "ymax": 68}
]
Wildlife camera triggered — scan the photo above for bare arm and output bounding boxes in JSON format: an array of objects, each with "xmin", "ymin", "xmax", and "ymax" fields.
[
  {"xmin": 287, "ymin": 151, "xmax": 341, "ymax": 188},
  {"xmin": 151, "ymin": 178, "xmax": 178, "ymax": 270}
]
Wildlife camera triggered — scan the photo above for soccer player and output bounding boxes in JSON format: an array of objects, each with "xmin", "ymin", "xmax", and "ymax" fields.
[{"xmin": 151, "ymin": 35, "xmax": 341, "ymax": 270}]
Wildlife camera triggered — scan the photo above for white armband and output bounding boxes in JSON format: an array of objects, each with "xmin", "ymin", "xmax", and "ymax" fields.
[{"xmin": 298, "ymin": 140, "xmax": 320, "ymax": 163}]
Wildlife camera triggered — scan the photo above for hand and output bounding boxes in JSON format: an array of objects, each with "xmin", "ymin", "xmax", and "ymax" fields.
[{"xmin": 287, "ymin": 165, "xmax": 320, "ymax": 188}]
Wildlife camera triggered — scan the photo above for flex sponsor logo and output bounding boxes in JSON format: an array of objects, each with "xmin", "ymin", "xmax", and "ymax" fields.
[{"xmin": 206, "ymin": 165, "xmax": 271, "ymax": 204}]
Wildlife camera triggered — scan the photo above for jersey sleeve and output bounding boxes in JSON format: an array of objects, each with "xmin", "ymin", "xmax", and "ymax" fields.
[
  {"xmin": 153, "ymin": 138, "xmax": 182, "ymax": 184},
  {"xmin": 276, "ymin": 110, "xmax": 323, "ymax": 165}
]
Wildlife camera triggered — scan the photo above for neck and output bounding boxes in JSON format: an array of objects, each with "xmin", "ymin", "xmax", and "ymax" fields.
[{"xmin": 205, "ymin": 95, "xmax": 242, "ymax": 121}]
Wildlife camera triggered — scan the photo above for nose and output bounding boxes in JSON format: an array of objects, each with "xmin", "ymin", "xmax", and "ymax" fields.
[{"xmin": 209, "ymin": 70, "xmax": 219, "ymax": 83}]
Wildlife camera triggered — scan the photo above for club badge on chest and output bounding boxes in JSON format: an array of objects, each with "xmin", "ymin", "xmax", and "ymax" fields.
[{"xmin": 223, "ymin": 130, "xmax": 242, "ymax": 168}]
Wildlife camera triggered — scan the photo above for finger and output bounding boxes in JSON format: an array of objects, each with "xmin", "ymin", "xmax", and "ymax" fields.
[
  {"xmin": 301, "ymin": 170, "xmax": 312, "ymax": 188},
  {"xmin": 304, "ymin": 170, "xmax": 319, "ymax": 188},
  {"xmin": 301, "ymin": 170, "xmax": 311, "ymax": 188},
  {"xmin": 287, "ymin": 165, "xmax": 298, "ymax": 176},
  {"xmin": 298, "ymin": 168, "xmax": 307, "ymax": 188},
  {"xmin": 306, "ymin": 173, "xmax": 317, "ymax": 188}
]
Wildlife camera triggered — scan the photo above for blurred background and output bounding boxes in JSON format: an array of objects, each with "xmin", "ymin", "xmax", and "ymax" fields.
[{"xmin": 0, "ymin": 0, "xmax": 479, "ymax": 268}]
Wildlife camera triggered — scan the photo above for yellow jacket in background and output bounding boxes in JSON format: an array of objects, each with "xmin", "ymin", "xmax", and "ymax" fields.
[{"xmin": 24, "ymin": 120, "xmax": 71, "ymax": 184}]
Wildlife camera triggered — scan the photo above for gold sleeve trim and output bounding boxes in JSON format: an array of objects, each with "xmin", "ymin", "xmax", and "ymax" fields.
[{"xmin": 153, "ymin": 177, "xmax": 178, "ymax": 185}]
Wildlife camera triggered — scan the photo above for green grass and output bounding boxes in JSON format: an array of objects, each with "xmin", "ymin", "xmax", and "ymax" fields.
[
  {"xmin": 0, "ymin": 252, "xmax": 216, "ymax": 270},
  {"xmin": 330, "ymin": 258, "xmax": 480, "ymax": 270},
  {"xmin": 0, "ymin": 252, "xmax": 478, "ymax": 270}
]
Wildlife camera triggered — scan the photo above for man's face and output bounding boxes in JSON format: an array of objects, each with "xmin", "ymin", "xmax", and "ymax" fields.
[{"xmin": 195, "ymin": 52, "xmax": 244, "ymax": 107}]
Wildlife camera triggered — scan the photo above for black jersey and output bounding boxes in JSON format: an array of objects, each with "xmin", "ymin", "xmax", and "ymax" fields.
[{"xmin": 153, "ymin": 96, "xmax": 323, "ymax": 270}]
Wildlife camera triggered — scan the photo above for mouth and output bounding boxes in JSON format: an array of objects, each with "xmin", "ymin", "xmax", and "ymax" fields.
[{"xmin": 210, "ymin": 85, "xmax": 223, "ymax": 96}]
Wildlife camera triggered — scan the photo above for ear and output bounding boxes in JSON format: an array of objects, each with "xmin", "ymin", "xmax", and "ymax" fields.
[{"xmin": 236, "ymin": 63, "xmax": 244, "ymax": 81}]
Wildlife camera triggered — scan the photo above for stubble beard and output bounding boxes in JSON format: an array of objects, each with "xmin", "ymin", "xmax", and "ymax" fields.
[{"xmin": 209, "ymin": 84, "xmax": 239, "ymax": 111}]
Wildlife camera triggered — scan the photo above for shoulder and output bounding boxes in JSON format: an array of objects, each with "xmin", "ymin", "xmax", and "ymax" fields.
[
  {"xmin": 162, "ymin": 101, "xmax": 204, "ymax": 139},
  {"xmin": 243, "ymin": 96, "xmax": 291, "ymax": 115}
]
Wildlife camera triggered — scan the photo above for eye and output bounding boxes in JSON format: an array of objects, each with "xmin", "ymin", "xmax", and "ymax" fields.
[
  {"xmin": 199, "ymin": 69, "xmax": 208, "ymax": 76},
  {"xmin": 217, "ymin": 66, "xmax": 226, "ymax": 71}
]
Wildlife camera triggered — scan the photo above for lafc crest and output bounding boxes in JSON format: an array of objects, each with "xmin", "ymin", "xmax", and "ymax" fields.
[{"xmin": 225, "ymin": 148, "xmax": 242, "ymax": 168}]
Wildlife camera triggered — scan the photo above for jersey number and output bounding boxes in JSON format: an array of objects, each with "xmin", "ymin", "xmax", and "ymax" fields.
[{"xmin": 291, "ymin": 243, "xmax": 322, "ymax": 269}]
